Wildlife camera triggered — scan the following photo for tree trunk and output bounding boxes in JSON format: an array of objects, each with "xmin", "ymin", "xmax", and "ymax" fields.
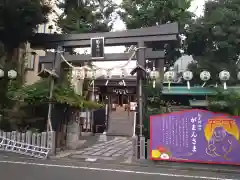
[{"xmin": 0, "ymin": 46, "xmax": 24, "ymax": 129}]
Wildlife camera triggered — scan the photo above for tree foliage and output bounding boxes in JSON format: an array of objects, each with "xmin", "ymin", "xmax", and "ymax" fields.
[
  {"xmin": 0, "ymin": 0, "xmax": 51, "ymax": 113},
  {"xmin": 57, "ymin": 0, "xmax": 117, "ymax": 34},
  {"xmin": 208, "ymin": 89, "xmax": 240, "ymax": 116},
  {"xmin": 119, "ymin": 0, "xmax": 193, "ymax": 30},
  {"xmin": 0, "ymin": 0, "xmax": 50, "ymax": 51},
  {"xmin": 7, "ymin": 78, "xmax": 102, "ymax": 109},
  {"xmin": 186, "ymin": 0, "xmax": 240, "ymax": 85},
  {"xmin": 119, "ymin": 0, "xmax": 194, "ymax": 67}
]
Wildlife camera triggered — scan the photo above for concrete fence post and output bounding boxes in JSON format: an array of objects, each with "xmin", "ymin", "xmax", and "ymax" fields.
[
  {"xmin": 11, "ymin": 131, "xmax": 17, "ymax": 140},
  {"xmin": 41, "ymin": 132, "xmax": 47, "ymax": 147},
  {"xmin": 2, "ymin": 131, "xmax": 6, "ymax": 138},
  {"xmin": 26, "ymin": 131, "xmax": 32, "ymax": 144},
  {"xmin": 47, "ymin": 131, "xmax": 56, "ymax": 155},
  {"xmin": 139, "ymin": 136, "xmax": 145, "ymax": 159},
  {"xmin": 6, "ymin": 132, "xmax": 11, "ymax": 139},
  {"xmin": 132, "ymin": 135, "xmax": 138, "ymax": 160},
  {"xmin": 17, "ymin": 132, "xmax": 21, "ymax": 142},
  {"xmin": 21, "ymin": 133, "xmax": 26, "ymax": 143},
  {"xmin": 37, "ymin": 133, "xmax": 41, "ymax": 147},
  {"xmin": 32, "ymin": 133, "xmax": 37, "ymax": 145},
  {"xmin": 147, "ymin": 139, "xmax": 151, "ymax": 159}
]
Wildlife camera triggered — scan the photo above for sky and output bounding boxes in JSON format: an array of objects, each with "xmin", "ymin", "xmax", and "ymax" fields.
[{"xmin": 83, "ymin": 0, "xmax": 206, "ymax": 75}]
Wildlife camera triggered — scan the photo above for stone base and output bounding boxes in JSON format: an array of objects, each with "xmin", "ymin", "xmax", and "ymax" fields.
[{"xmin": 66, "ymin": 140, "xmax": 86, "ymax": 150}]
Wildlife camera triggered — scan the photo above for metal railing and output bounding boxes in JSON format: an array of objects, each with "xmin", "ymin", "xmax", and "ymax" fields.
[
  {"xmin": 0, "ymin": 130, "xmax": 56, "ymax": 158},
  {"xmin": 0, "ymin": 136, "xmax": 50, "ymax": 159}
]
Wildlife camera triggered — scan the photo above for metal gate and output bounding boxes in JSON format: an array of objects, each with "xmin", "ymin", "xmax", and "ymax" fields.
[
  {"xmin": 93, "ymin": 108, "xmax": 106, "ymax": 133},
  {"xmin": 0, "ymin": 136, "xmax": 50, "ymax": 159}
]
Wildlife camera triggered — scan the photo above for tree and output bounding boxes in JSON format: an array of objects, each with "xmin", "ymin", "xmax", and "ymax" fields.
[
  {"xmin": 208, "ymin": 89, "xmax": 240, "ymax": 116},
  {"xmin": 119, "ymin": 0, "xmax": 194, "ymax": 67},
  {"xmin": 0, "ymin": 0, "xmax": 50, "ymax": 54},
  {"xmin": 8, "ymin": 78, "xmax": 102, "ymax": 109},
  {"xmin": 5, "ymin": 72, "xmax": 103, "ymax": 131},
  {"xmin": 185, "ymin": 0, "xmax": 240, "ymax": 85},
  {"xmin": 57, "ymin": 0, "xmax": 117, "ymax": 34},
  {"xmin": 119, "ymin": 0, "xmax": 193, "ymax": 30},
  {"xmin": 0, "ymin": 0, "xmax": 51, "ymax": 120}
]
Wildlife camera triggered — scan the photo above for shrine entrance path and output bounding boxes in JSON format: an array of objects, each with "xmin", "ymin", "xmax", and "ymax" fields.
[
  {"xmin": 62, "ymin": 136, "xmax": 132, "ymax": 162},
  {"xmin": 107, "ymin": 107, "xmax": 134, "ymax": 137}
]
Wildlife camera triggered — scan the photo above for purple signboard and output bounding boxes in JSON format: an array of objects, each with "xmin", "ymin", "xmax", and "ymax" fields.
[{"xmin": 150, "ymin": 109, "xmax": 240, "ymax": 165}]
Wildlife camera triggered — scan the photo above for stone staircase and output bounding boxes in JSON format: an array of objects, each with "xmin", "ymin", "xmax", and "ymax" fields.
[{"xmin": 107, "ymin": 107, "xmax": 134, "ymax": 137}]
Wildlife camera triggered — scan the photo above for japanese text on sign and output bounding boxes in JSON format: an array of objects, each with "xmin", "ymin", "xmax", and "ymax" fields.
[{"xmin": 191, "ymin": 117, "xmax": 197, "ymax": 153}]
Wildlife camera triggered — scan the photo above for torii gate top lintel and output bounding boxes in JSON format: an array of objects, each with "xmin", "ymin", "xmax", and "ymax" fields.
[{"xmin": 30, "ymin": 22, "xmax": 179, "ymax": 49}]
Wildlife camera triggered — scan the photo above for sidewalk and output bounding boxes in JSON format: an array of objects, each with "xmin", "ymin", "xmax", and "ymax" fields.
[{"xmin": 54, "ymin": 136, "xmax": 132, "ymax": 162}]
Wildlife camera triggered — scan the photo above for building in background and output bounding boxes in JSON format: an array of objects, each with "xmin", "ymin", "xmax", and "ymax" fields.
[{"xmin": 25, "ymin": 0, "xmax": 61, "ymax": 85}]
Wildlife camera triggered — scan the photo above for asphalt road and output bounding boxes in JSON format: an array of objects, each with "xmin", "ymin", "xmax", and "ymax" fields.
[{"xmin": 0, "ymin": 154, "xmax": 240, "ymax": 180}]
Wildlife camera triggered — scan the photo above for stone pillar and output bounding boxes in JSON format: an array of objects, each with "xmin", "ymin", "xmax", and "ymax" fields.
[
  {"xmin": 136, "ymin": 41, "xmax": 146, "ymax": 137},
  {"xmin": 88, "ymin": 89, "xmax": 95, "ymax": 133},
  {"xmin": 132, "ymin": 135, "xmax": 138, "ymax": 160},
  {"xmin": 47, "ymin": 131, "xmax": 56, "ymax": 155},
  {"xmin": 155, "ymin": 59, "xmax": 165, "ymax": 83}
]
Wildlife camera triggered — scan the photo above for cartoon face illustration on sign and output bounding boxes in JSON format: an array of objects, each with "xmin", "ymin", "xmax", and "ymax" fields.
[{"xmin": 204, "ymin": 116, "xmax": 239, "ymax": 160}]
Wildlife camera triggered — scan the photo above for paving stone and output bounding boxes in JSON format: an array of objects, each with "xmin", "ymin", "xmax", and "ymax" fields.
[
  {"xmin": 74, "ymin": 151, "xmax": 84, "ymax": 154},
  {"xmin": 92, "ymin": 145, "xmax": 100, "ymax": 148},
  {"xmin": 102, "ymin": 149, "xmax": 119, "ymax": 156},
  {"xmin": 96, "ymin": 149, "xmax": 108, "ymax": 154},
  {"xmin": 124, "ymin": 153, "xmax": 131, "ymax": 157},
  {"xmin": 73, "ymin": 136, "xmax": 133, "ymax": 161},
  {"xmin": 112, "ymin": 154, "xmax": 121, "ymax": 157},
  {"xmin": 82, "ymin": 152, "xmax": 93, "ymax": 155},
  {"xmin": 91, "ymin": 151, "xmax": 103, "ymax": 156},
  {"xmin": 71, "ymin": 154, "xmax": 114, "ymax": 160}
]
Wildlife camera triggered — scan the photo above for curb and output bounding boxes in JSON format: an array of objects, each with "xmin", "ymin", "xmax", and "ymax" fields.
[
  {"xmin": 120, "ymin": 160, "xmax": 240, "ymax": 174},
  {"xmin": 50, "ymin": 155, "xmax": 240, "ymax": 174}
]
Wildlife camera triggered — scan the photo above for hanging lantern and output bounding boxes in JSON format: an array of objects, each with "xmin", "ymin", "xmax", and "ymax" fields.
[
  {"xmin": 72, "ymin": 67, "xmax": 85, "ymax": 80},
  {"xmin": 8, "ymin": 70, "xmax": 17, "ymax": 79},
  {"xmin": 200, "ymin": 70, "xmax": 211, "ymax": 87},
  {"xmin": 120, "ymin": 68, "xmax": 127, "ymax": 86},
  {"xmin": 120, "ymin": 68, "xmax": 127, "ymax": 78},
  {"xmin": 72, "ymin": 67, "xmax": 85, "ymax": 95},
  {"xmin": 150, "ymin": 70, "xmax": 160, "ymax": 88},
  {"xmin": 86, "ymin": 68, "xmax": 97, "ymax": 80},
  {"xmin": 0, "ymin": 69, "xmax": 4, "ymax": 78},
  {"xmin": 104, "ymin": 70, "xmax": 112, "ymax": 86},
  {"xmin": 86, "ymin": 68, "xmax": 97, "ymax": 100},
  {"xmin": 237, "ymin": 71, "xmax": 240, "ymax": 80},
  {"xmin": 219, "ymin": 70, "xmax": 230, "ymax": 90},
  {"xmin": 183, "ymin": 70, "xmax": 193, "ymax": 89},
  {"xmin": 164, "ymin": 71, "xmax": 175, "ymax": 89}
]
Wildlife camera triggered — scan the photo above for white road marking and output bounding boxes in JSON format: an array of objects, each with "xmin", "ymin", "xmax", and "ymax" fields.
[
  {"xmin": 0, "ymin": 160, "xmax": 237, "ymax": 180},
  {"xmin": 85, "ymin": 158, "xmax": 97, "ymax": 162}
]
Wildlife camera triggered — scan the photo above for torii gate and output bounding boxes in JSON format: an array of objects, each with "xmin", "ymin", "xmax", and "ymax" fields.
[{"xmin": 30, "ymin": 22, "xmax": 179, "ymax": 158}]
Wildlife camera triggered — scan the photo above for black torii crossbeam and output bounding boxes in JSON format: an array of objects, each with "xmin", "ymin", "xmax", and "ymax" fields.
[{"xmin": 39, "ymin": 49, "xmax": 165, "ymax": 63}]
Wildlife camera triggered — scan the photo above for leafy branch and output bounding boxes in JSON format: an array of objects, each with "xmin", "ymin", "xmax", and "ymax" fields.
[{"xmin": 7, "ymin": 78, "xmax": 102, "ymax": 109}]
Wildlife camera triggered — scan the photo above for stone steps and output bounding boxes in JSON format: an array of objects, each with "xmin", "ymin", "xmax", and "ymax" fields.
[{"xmin": 107, "ymin": 109, "xmax": 134, "ymax": 137}]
